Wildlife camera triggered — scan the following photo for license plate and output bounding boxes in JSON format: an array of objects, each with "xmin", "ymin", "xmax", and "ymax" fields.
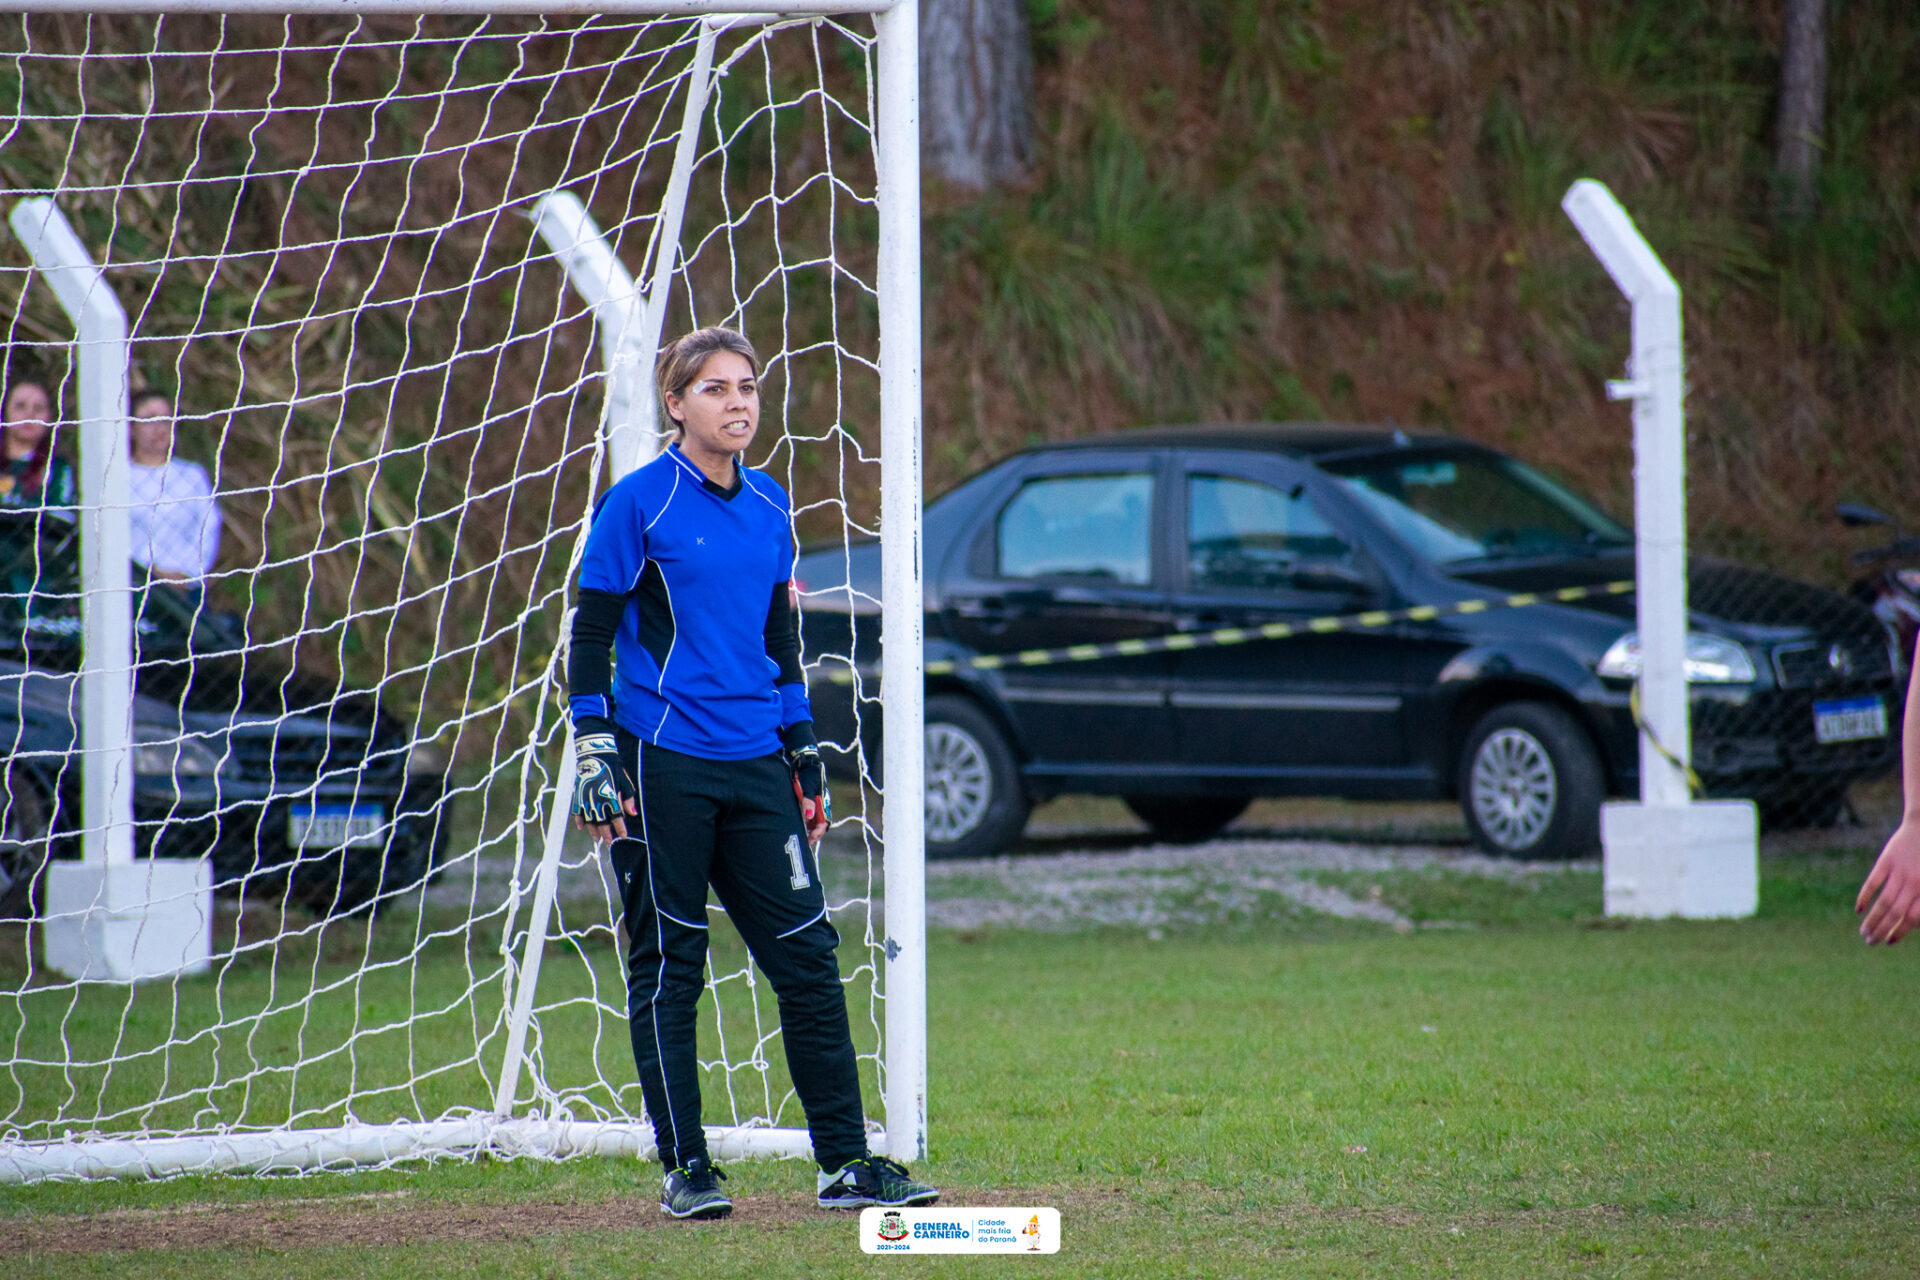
[
  {"xmin": 287, "ymin": 803, "xmax": 384, "ymax": 849},
  {"xmin": 1813, "ymin": 696, "xmax": 1888, "ymax": 745}
]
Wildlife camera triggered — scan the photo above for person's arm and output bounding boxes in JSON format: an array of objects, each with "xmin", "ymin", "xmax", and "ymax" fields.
[
  {"xmin": 47, "ymin": 457, "xmax": 76, "ymax": 516},
  {"xmin": 567, "ymin": 487, "xmax": 648, "ymax": 841},
  {"xmin": 568, "ymin": 590, "xmax": 626, "ymax": 731},
  {"xmin": 766, "ymin": 574, "xmax": 827, "ymax": 846},
  {"xmin": 195, "ymin": 464, "xmax": 221, "ymax": 578},
  {"xmin": 764, "ymin": 578, "xmax": 813, "ymax": 730},
  {"xmin": 567, "ymin": 588, "xmax": 638, "ymax": 842},
  {"xmin": 764, "ymin": 484, "xmax": 812, "ymax": 731},
  {"xmin": 1859, "ymin": 647, "xmax": 1920, "ymax": 944}
]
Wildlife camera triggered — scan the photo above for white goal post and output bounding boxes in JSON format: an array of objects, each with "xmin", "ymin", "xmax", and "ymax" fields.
[
  {"xmin": 0, "ymin": 1, "xmax": 924, "ymax": 1181},
  {"xmin": 1561, "ymin": 179, "xmax": 1757, "ymax": 921}
]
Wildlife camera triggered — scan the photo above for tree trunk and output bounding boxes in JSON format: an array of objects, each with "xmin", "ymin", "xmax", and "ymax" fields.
[
  {"xmin": 1775, "ymin": 0, "xmax": 1826, "ymax": 222},
  {"xmin": 920, "ymin": 0, "xmax": 1034, "ymax": 190}
]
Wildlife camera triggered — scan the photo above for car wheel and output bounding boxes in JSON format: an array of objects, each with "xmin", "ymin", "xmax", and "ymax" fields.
[
  {"xmin": 1122, "ymin": 795, "xmax": 1251, "ymax": 843},
  {"xmin": 1458, "ymin": 702, "xmax": 1603, "ymax": 860},
  {"xmin": 0, "ymin": 767, "xmax": 58, "ymax": 920},
  {"xmin": 924, "ymin": 695, "xmax": 1029, "ymax": 861}
]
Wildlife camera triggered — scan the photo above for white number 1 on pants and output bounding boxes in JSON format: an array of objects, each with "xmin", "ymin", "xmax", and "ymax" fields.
[{"xmin": 784, "ymin": 834, "xmax": 811, "ymax": 890}]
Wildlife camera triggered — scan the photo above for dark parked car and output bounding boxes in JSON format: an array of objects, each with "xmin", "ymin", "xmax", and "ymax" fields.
[
  {"xmin": 0, "ymin": 510, "xmax": 449, "ymax": 918},
  {"xmin": 797, "ymin": 423, "xmax": 1899, "ymax": 860}
]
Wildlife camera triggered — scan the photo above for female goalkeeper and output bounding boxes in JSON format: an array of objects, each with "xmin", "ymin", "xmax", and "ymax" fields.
[{"xmin": 566, "ymin": 326, "xmax": 937, "ymax": 1222}]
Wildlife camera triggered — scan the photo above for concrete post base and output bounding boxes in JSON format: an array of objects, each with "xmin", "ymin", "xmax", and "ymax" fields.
[
  {"xmin": 42, "ymin": 861, "xmax": 213, "ymax": 982},
  {"xmin": 1601, "ymin": 799, "xmax": 1759, "ymax": 919}
]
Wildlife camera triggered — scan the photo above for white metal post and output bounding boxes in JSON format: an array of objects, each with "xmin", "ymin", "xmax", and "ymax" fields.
[
  {"xmin": 1562, "ymin": 181, "xmax": 1690, "ymax": 808},
  {"xmin": 529, "ymin": 194, "xmax": 651, "ymax": 476},
  {"xmin": 875, "ymin": 0, "xmax": 927, "ymax": 1164},
  {"xmin": 9, "ymin": 199, "xmax": 135, "ymax": 868},
  {"xmin": 10, "ymin": 197, "xmax": 212, "ymax": 980},
  {"xmin": 1562, "ymin": 178, "xmax": 1756, "ymax": 919}
]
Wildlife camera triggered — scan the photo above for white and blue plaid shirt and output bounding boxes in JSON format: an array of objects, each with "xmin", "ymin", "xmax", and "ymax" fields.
[{"xmin": 128, "ymin": 459, "xmax": 221, "ymax": 579}]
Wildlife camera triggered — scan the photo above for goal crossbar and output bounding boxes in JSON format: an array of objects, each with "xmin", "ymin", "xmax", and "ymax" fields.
[
  {"xmin": 0, "ymin": 1118, "xmax": 893, "ymax": 1183},
  {"xmin": 0, "ymin": 2, "xmax": 896, "ymax": 13}
]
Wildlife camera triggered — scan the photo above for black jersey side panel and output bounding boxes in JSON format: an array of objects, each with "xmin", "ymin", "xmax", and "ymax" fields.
[{"xmin": 635, "ymin": 558, "xmax": 676, "ymax": 675}]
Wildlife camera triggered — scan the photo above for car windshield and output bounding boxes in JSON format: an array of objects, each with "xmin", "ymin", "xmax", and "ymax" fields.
[{"xmin": 1326, "ymin": 451, "xmax": 1631, "ymax": 567}]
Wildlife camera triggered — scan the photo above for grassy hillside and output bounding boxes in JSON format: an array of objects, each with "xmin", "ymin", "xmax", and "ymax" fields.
[{"xmin": 928, "ymin": 0, "xmax": 1920, "ymax": 585}]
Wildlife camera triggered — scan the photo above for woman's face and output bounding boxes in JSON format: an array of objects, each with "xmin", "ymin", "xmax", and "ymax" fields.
[
  {"xmin": 3, "ymin": 383, "xmax": 51, "ymax": 452},
  {"xmin": 131, "ymin": 398, "xmax": 175, "ymax": 463},
  {"xmin": 666, "ymin": 350, "xmax": 760, "ymax": 461}
]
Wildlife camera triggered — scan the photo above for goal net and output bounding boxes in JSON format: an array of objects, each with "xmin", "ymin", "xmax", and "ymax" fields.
[{"xmin": 0, "ymin": 3, "xmax": 923, "ymax": 1181}]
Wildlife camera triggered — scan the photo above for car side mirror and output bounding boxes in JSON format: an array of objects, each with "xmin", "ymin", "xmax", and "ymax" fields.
[
  {"xmin": 1289, "ymin": 561, "xmax": 1372, "ymax": 596},
  {"xmin": 1836, "ymin": 501, "xmax": 1891, "ymax": 529}
]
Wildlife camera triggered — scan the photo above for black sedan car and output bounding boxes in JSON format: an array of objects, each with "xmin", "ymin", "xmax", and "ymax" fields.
[
  {"xmin": 796, "ymin": 422, "xmax": 1899, "ymax": 861},
  {"xmin": 0, "ymin": 513, "xmax": 448, "ymax": 918}
]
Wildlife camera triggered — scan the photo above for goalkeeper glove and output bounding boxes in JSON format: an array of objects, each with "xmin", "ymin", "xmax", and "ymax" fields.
[
  {"xmin": 782, "ymin": 721, "xmax": 830, "ymax": 847},
  {"xmin": 572, "ymin": 719, "xmax": 637, "ymax": 840}
]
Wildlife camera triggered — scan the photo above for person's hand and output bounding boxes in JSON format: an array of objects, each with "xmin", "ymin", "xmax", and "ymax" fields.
[
  {"xmin": 786, "ymin": 743, "xmax": 830, "ymax": 848},
  {"xmin": 572, "ymin": 727, "xmax": 637, "ymax": 843},
  {"xmin": 1857, "ymin": 821, "xmax": 1920, "ymax": 945},
  {"xmin": 794, "ymin": 773, "xmax": 830, "ymax": 847}
]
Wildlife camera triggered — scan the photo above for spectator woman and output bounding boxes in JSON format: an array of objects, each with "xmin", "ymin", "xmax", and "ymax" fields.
[
  {"xmin": 0, "ymin": 377, "xmax": 76, "ymax": 625},
  {"xmin": 0, "ymin": 377, "xmax": 74, "ymax": 512},
  {"xmin": 127, "ymin": 391, "xmax": 221, "ymax": 609}
]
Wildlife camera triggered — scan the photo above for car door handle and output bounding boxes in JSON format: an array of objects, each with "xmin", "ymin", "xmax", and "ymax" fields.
[
  {"xmin": 953, "ymin": 596, "xmax": 1013, "ymax": 632},
  {"xmin": 1176, "ymin": 612, "xmax": 1231, "ymax": 633}
]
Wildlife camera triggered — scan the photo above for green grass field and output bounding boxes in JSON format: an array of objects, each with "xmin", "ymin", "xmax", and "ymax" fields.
[{"xmin": 1, "ymin": 845, "xmax": 1915, "ymax": 1277}]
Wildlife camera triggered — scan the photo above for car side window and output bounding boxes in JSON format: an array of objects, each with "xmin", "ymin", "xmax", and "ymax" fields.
[
  {"xmin": 1187, "ymin": 473, "xmax": 1354, "ymax": 591},
  {"xmin": 996, "ymin": 472, "xmax": 1153, "ymax": 585}
]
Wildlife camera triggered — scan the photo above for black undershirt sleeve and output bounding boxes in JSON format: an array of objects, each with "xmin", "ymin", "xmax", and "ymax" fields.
[
  {"xmin": 568, "ymin": 588, "xmax": 628, "ymax": 730},
  {"xmin": 764, "ymin": 581, "xmax": 804, "ymax": 688},
  {"xmin": 764, "ymin": 582, "xmax": 817, "ymax": 753}
]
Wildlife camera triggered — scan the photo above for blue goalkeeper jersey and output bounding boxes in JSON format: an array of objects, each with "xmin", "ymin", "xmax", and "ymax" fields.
[{"xmin": 571, "ymin": 444, "xmax": 811, "ymax": 760}]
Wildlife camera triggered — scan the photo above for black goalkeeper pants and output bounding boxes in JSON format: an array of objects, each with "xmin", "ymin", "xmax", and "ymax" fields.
[{"xmin": 608, "ymin": 733, "xmax": 868, "ymax": 1174}]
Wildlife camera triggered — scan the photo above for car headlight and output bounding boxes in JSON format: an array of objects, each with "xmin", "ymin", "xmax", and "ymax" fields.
[
  {"xmin": 132, "ymin": 724, "xmax": 224, "ymax": 777},
  {"xmin": 1596, "ymin": 631, "xmax": 1757, "ymax": 684}
]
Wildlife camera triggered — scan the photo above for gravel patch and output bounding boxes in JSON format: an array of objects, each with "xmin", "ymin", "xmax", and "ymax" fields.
[
  {"xmin": 847, "ymin": 839, "xmax": 1596, "ymax": 934},
  {"xmin": 424, "ymin": 833, "xmax": 1595, "ymax": 936}
]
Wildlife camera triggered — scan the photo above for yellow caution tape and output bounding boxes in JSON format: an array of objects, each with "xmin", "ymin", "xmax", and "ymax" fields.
[
  {"xmin": 1628, "ymin": 680, "xmax": 1705, "ymax": 798},
  {"xmin": 815, "ymin": 578, "xmax": 1636, "ymax": 685}
]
